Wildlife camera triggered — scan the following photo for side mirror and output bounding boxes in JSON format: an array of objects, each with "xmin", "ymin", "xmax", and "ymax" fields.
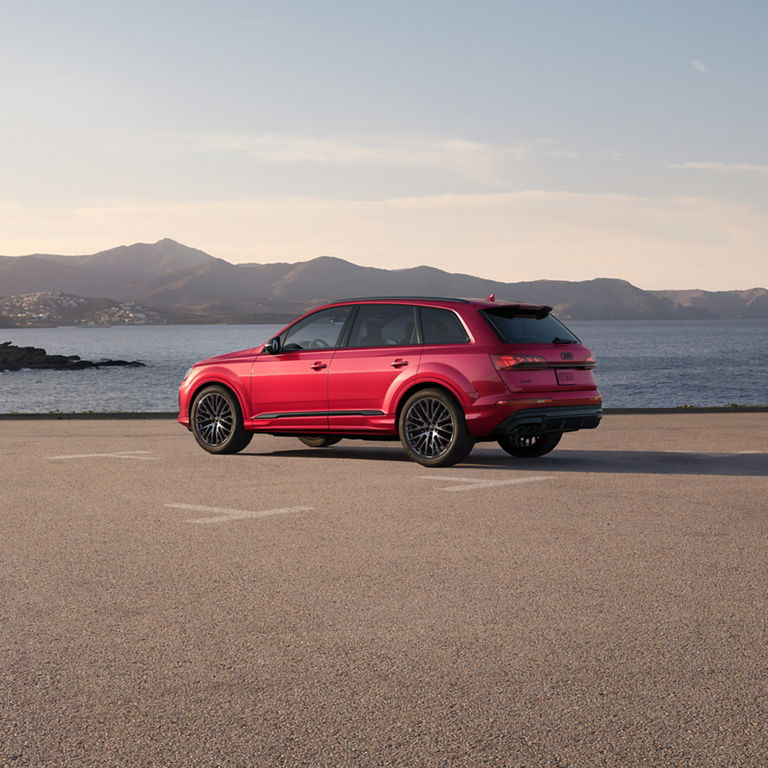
[{"xmin": 265, "ymin": 337, "xmax": 281, "ymax": 355}]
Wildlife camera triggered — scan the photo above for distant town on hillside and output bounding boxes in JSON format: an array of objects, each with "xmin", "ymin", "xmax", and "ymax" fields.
[{"xmin": 1, "ymin": 238, "xmax": 766, "ymax": 327}]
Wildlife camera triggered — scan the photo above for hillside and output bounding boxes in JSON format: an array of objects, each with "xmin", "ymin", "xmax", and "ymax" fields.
[
  {"xmin": 651, "ymin": 288, "xmax": 768, "ymax": 319},
  {"xmin": 1, "ymin": 239, "xmax": 766, "ymax": 324}
]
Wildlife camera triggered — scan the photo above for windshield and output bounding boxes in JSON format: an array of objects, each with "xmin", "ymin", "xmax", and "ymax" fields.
[{"xmin": 482, "ymin": 309, "xmax": 580, "ymax": 344}]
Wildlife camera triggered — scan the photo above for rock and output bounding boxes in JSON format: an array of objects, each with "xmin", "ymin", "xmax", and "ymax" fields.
[{"xmin": 0, "ymin": 341, "xmax": 145, "ymax": 371}]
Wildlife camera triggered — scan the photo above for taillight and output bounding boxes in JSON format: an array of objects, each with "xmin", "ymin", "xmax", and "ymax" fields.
[{"xmin": 492, "ymin": 353, "xmax": 547, "ymax": 370}]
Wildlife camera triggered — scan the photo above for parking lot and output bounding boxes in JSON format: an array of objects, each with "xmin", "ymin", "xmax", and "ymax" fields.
[{"xmin": 2, "ymin": 413, "xmax": 767, "ymax": 767}]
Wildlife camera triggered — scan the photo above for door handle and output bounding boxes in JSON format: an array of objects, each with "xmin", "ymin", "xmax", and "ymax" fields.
[
  {"xmin": 390, "ymin": 359, "xmax": 408, "ymax": 368},
  {"xmin": 310, "ymin": 361, "xmax": 327, "ymax": 371}
]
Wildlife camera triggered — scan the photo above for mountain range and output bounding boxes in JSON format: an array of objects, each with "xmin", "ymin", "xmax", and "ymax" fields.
[{"xmin": 1, "ymin": 238, "xmax": 766, "ymax": 324}]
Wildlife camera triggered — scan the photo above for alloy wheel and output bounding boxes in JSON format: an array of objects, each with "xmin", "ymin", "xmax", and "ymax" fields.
[
  {"xmin": 403, "ymin": 396, "xmax": 455, "ymax": 459},
  {"xmin": 194, "ymin": 391, "xmax": 234, "ymax": 448},
  {"xmin": 497, "ymin": 430, "xmax": 562, "ymax": 458}
]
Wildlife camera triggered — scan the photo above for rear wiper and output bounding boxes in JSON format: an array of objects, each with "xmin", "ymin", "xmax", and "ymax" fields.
[{"xmin": 552, "ymin": 337, "xmax": 576, "ymax": 344}]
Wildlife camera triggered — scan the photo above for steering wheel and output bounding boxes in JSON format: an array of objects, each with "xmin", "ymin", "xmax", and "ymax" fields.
[{"xmin": 309, "ymin": 338, "xmax": 330, "ymax": 349}]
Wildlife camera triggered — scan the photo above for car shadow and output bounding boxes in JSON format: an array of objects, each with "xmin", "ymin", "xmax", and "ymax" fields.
[
  {"xmin": 246, "ymin": 444, "xmax": 413, "ymax": 464},
  {"xmin": 462, "ymin": 448, "xmax": 768, "ymax": 477},
  {"xmin": 243, "ymin": 444, "xmax": 768, "ymax": 478}
]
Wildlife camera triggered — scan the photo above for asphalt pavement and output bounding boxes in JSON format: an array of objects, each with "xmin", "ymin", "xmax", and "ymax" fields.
[{"xmin": 1, "ymin": 413, "xmax": 767, "ymax": 767}]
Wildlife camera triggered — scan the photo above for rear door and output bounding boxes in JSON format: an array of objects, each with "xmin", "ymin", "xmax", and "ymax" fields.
[{"xmin": 328, "ymin": 304, "xmax": 421, "ymax": 432}]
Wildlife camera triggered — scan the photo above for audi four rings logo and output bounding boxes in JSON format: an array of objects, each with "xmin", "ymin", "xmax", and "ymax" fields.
[{"xmin": 561, "ymin": 351, "xmax": 574, "ymax": 360}]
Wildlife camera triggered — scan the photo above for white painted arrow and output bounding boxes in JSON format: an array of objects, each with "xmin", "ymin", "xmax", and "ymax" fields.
[
  {"xmin": 420, "ymin": 475, "xmax": 554, "ymax": 492},
  {"xmin": 166, "ymin": 503, "xmax": 314, "ymax": 524},
  {"xmin": 48, "ymin": 450, "xmax": 157, "ymax": 461}
]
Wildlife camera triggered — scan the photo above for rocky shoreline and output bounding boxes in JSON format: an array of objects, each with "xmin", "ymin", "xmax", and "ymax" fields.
[{"xmin": 0, "ymin": 342, "xmax": 144, "ymax": 371}]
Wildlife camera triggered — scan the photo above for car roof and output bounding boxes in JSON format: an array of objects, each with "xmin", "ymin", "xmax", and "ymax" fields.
[{"xmin": 332, "ymin": 296, "xmax": 552, "ymax": 312}]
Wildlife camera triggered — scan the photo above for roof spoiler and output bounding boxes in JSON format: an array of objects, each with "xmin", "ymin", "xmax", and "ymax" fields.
[{"xmin": 485, "ymin": 303, "xmax": 553, "ymax": 319}]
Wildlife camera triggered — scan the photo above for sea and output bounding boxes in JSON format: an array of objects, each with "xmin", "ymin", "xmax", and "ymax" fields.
[{"xmin": 1, "ymin": 320, "xmax": 766, "ymax": 413}]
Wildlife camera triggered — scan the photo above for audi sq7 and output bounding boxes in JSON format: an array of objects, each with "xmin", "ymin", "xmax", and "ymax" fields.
[{"xmin": 178, "ymin": 296, "xmax": 601, "ymax": 467}]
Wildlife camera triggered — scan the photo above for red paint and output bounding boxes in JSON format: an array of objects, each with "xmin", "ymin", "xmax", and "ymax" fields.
[{"xmin": 178, "ymin": 297, "xmax": 602, "ymax": 464}]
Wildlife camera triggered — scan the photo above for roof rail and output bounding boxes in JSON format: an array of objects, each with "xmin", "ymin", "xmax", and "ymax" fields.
[{"xmin": 334, "ymin": 296, "xmax": 470, "ymax": 303}]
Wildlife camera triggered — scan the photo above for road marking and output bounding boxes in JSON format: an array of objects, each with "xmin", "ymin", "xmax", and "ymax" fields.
[
  {"xmin": 165, "ymin": 503, "xmax": 314, "ymax": 524},
  {"xmin": 420, "ymin": 475, "xmax": 554, "ymax": 492},
  {"xmin": 659, "ymin": 450, "xmax": 763, "ymax": 456},
  {"xmin": 48, "ymin": 450, "xmax": 157, "ymax": 461}
]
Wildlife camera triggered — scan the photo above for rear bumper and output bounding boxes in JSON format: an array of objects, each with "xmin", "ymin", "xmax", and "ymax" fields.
[{"xmin": 490, "ymin": 405, "xmax": 602, "ymax": 438}]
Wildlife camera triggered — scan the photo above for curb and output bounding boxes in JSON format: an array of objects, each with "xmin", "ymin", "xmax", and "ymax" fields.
[{"xmin": 603, "ymin": 407, "xmax": 768, "ymax": 414}]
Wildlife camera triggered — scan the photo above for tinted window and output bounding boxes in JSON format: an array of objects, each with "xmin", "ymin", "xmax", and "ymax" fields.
[
  {"xmin": 420, "ymin": 307, "xmax": 469, "ymax": 344},
  {"xmin": 347, "ymin": 304, "xmax": 417, "ymax": 347},
  {"xmin": 281, "ymin": 306, "xmax": 352, "ymax": 350},
  {"xmin": 483, "ymin": 309, "xmax": 579, "ymax": 344}
]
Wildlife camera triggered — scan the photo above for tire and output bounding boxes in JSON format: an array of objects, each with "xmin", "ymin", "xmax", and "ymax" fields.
[
  {"xmin": 398, "ymin": 388, "xmax": 474, "ymax": 467},
  {"xmin": 297, "ymin": 435, "xmax": 342, "ymax": 448},
  {"xmin": 191, "ymin": 385, "xmax": 252, "ymax": 454},
  {"xmin": 497, "ymin": 431, "xmax": 562, "ymax": 458}
]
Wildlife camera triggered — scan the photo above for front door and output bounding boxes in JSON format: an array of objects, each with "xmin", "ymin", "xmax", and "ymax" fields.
[{"xmin": 249, "ymin": 305, "xmax": 352, "ymax": 431}]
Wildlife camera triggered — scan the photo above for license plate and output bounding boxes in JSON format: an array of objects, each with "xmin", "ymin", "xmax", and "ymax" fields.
[{"xmin": 556, "ymin": 369, "xmax": 575, "ymax": 385}]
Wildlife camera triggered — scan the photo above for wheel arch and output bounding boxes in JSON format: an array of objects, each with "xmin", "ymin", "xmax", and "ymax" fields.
[
  {"xmin": 395, "ymin": 381, "xmax": 465, "ymax": 426},
  {"xmin": 188, "ymin": 378, "xmax": 247, "ymax": 424}
]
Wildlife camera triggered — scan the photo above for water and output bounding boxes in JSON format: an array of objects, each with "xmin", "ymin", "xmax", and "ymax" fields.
[
  {"xmin": 0, "ymin": 324, "xmax": 282, "ymax": 413},
  {"xmin": 568, "ymin": 320, "xmax": 768, "ymax": 409},
  {"xmin": 1, "ymin": 320, "xmax": 766, "ymax": 412}
]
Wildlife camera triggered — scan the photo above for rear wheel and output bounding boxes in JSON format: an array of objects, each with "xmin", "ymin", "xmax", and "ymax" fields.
[
  {"xmin": 297, "ymin": 435, "xmax": 342, "ymax": 448},
  {"xmin": 398, "ymin": 388, "xmax": 474, "ymax": 467},
  {"xmin": 191, "ymin": 385, "xmax": 252, "ymax": 454},
  {"xmin": 498, "ymin": 431, "xmax": 561, "ymax": 458}
]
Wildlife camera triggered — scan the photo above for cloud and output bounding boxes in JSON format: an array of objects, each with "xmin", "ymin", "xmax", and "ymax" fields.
[
  {"xmin": 671, "ymin": 161, "xmax": 768, "ymax": 177},
  {"xmin": 183, "ymin": 133, "xmax": 513, "ymax": 165},
  {"xmin": 180, "ymin": 133, "xmax": 516, "ymax": 190},
  {"xmin": 176, "ymin": 132, "xmax": 583, "ymax": 190},
  {"xmin": 691, "ymin": 59, "xmax": 710, "ymax": 74}
]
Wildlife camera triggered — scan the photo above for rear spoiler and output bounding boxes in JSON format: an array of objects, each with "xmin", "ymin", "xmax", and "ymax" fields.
[{"xmin": 484, "ymin": 303, "xmax": 553, "ymax": 319}]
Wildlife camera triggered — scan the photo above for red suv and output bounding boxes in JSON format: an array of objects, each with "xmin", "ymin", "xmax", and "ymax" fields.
[{"xmin": 178, "ymin": 297, "xmax": 601, "ymax": 466}]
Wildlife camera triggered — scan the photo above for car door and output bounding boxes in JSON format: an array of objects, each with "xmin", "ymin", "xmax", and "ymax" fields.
[
  {"xmin": 328, "ymin": 303, "xmax": 421, "ymax": 432},
  {"xmin": 249, "ymin": 305, "xmax": 352, "ymax": 431}
]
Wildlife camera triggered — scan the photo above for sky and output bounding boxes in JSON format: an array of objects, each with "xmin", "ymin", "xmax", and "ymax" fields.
[{"xmin": 1, "ymin": 0, "xmax": 766, "ymax": 290}]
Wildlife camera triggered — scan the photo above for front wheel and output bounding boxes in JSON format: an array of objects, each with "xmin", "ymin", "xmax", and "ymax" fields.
[
  {"xmin": 297, "ymin": 435, "xmax": 342, "ymax": 448},
  {"xmin": 497, "ymin": 431, "xmax": 561, "ymax": 458},
  {"xmin": 398, "ymin": 389, "xmax": 474, "ymax": 467},
  {"xmin": 191, "ymin": 385, "xmax": 252, "ymax": 454}
]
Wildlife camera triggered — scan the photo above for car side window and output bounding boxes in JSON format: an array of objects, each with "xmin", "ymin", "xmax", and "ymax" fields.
[
  {"xmin": 420, "ymin": 307, "xmax": 470, "ymax": 344},
  {"xmin": 347, "ymin": 304, "xmax": 418, "ymax": 347},
  {"xmin": 281, "ymin": 306, "xmax": 352, "ymax": 350}
]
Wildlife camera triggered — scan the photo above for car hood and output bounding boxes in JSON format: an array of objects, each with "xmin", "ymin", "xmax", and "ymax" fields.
[{"xmin": 194, "ymin": 346, "xmax": 264, "ymax": 367}]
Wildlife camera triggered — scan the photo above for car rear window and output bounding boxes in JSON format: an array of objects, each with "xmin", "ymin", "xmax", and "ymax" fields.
[
  {"xmin": 482, "ymin": 308, "xmax": 580, "ymax": 344},
  {"xmin": 420, "ymin": 307, "xmax": 470, "ymax": 344}
]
